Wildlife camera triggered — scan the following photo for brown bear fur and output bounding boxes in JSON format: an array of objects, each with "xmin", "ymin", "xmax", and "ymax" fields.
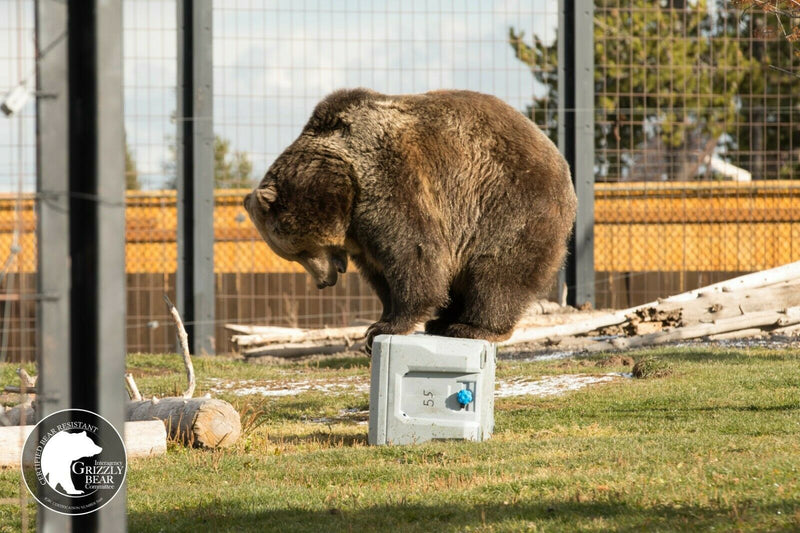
[{"xmin": 244, "ymin": 88, "xmax": 577, "ymax": 349}]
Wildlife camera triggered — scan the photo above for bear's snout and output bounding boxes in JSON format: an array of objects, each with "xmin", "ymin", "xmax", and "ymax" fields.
[
  {"xmin": 317, "ymin": 278, "xmax": 334, "ymax": 289},
  {"xmin": 316, "ymin": 270, "xmax": 338, "ymax": 289}
]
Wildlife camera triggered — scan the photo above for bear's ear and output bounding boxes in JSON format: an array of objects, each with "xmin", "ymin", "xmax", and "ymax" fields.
[{"xmin": 256, "ymin": 182, "xmax": 277, "ymax": 212}]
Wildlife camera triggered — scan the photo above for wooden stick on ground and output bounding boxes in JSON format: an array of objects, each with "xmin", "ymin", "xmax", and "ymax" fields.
[
  {"xmin": 125, "ymin": 372, "xmax": 142, "ymax": 401},
  {"xmin": 163, "ymin": 294, "xmax": 195, "ymax": 399},
  {"xmin": 17, "ymin": 368, "xmax": 35, "ymax": 388}
]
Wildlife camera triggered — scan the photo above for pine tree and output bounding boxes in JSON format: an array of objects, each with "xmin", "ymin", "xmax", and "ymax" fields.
[{"xmin": 510, "ymin": 1, "xmax": 756, "ymax": 181}]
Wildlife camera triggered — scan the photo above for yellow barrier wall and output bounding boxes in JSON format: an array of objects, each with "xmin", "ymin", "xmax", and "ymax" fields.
[{"xmin": 0, "ymin": 181, "xmax": 797, "ymax": 274}]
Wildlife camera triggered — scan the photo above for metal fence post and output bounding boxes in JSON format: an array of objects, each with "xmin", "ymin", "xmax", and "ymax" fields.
[
  {"xmin": 177, "ymin": 0, "xmax": 215, "ymax": 355},
  {"xmin": 35, "ymin": 0, "xmax": 72, "ymax": 528},
  {"xmin": 36, "ymin": 0, "xmax": 127, "ymax": 530},
  {"xmin": 558, "ymin": 0, "xmax": 595, "ymax": 308}
]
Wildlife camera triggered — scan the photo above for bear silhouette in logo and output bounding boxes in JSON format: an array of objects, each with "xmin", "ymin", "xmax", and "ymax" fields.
[{"xmin": 40, "ymin": 430, "xmax": 103, "ymax": 495}]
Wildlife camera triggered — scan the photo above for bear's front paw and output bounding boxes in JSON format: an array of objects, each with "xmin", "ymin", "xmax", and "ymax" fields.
[
  {"xmin": 364, "ymin": 320, "xmax": 415, "ymax": 354},
  {"xmin": 364, "ymin": 321, "xmax": 390, "ymax": 355}
]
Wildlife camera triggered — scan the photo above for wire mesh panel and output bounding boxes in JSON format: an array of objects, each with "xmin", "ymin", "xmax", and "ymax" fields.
[
  {"xmin": 592, "ymin": 0, "xmax": 800, "ymax": 307},
  {"xmin": 211, "ymin": 0, "xmax": 560, "ymax": 350},
  {"xmin": 0, "ymin": 0, "xmax": 36, "ymax": 363},
  {"xmin": 2, "ymin": 1, "xmax": 798, "ymax": 358},
  {"xmin": 123, "ymin": 0, "xmax": 179, "ymax": 353}
]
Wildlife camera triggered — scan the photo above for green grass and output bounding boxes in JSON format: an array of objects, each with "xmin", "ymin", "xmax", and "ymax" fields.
[{"xmin": 1, "ymin": 346, "xmax": 800, "ymax": 532}]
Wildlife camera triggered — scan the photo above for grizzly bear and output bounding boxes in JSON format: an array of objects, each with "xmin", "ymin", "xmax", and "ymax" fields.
[{"xmin": 244, "ymin": 88, "xmax": 577, "ymax": 350}]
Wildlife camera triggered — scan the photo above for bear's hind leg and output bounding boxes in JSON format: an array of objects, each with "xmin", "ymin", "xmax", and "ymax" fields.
[
  {"xmin": 439, "ymin": 275, "xmax": 530, "ymax": 342},
  {"xmin": 424, "ymin": 290, "xmax": 463, "ymax": 336}
]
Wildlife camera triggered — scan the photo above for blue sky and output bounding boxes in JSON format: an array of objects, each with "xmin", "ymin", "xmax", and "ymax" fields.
[{"xmin": 1, "ymin": 0, "xmax": 557, "ymax": 191}]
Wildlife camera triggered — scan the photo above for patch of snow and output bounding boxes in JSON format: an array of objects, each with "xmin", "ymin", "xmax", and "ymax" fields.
[
  {"xmin": 207, "ymin": 376, "xmax": 369, "ymax": 397},
  {"xmin": 495, "ymin": 373, "xmax": 626, "ymax": 398},
  {"xmin": 512, "ymin": 350, "xmax": 578, "ymax": 362},
  {"xmin": 207, "ymin": 373, "xmax": 630, "ymax": 401}
]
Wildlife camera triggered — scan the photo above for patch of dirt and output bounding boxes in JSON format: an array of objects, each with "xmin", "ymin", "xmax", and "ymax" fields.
[
  {"xmin": 596, "ymin": 355, "xmax": 635, "ymax": 367},
  {"xmin": 632, "ymin": 358, "xmax": 673, "ymax": 379},
  {"xmin": 559, "ymin": 355, "xmax": 635, "ymax": 368}
]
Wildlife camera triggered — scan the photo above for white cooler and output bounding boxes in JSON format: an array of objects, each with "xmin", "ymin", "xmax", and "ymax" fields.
[{"xmin": 368, "ymin": 334, "xmax": 495, "ymax": 446}]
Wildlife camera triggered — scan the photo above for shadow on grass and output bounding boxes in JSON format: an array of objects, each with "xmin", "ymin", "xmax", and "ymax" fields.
[
  {"xmin": 308, "ymin": 355, "xmax": 370, "ymax": 370},
  {"xmin": 604, "ymin": 401, "xmax": 800, "ymax": 415},
  {"xmin": 503, "ymin": 345, "xmax": 799, "ymax": 366},
  {"xmin": 635, "ymin": 347, "xmax": 800, "ymax": 364},
  {"xmin": 128, "ymin": 498, "xmax": 799, "ymax": 533},
  {"xmin": 267, "ymin": 430, "xmax": 368, "ymax": 448}
]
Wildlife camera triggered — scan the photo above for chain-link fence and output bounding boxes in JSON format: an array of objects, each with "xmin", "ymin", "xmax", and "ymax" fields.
[
  {"xmin": 123, "ymin": 0, "xmax": 180, "ymax": 353},
  {"xmin": 591, "ymin": 0, "xmax": 800, "ymax": 307},
  {"xmin": 1, "ymin": 1, "xmax": 798, "ymax": 360},
  {"xmin": 0, "ymin": 0, "xmax": 36, "ymax": 363}
]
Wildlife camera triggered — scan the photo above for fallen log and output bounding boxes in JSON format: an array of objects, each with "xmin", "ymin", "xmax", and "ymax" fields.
[
  {"xmin": 233, "ymin": 325, "xmax": 366, "ymax": 349},
  {"xmin": 608, "ymin": 307, "xmax": 800, "ymax": 350},
  {"xmin": 663, "ymin": 261, "xmax": 800, "ymax": 302},
  {"xmin": 772, "ymin": 323, "xmax": 800, "ymax": 336},
  {"xmin": 2, "ymin": 396, "xmax": 240, "ymax": 449},
  {"xmin": 502, "ymin": 309, "xmax": 635, "ymax": 346},
  {"xmin": 126, "ymin": 397, "xmax": 241, "ymax": 448},
  {"xmin": 0, "ymin": 420, "xmax": 167, "ymax": 466},
  {"xmin": 502, "ymin": 262, "xmax": 800, "ymax": 346},
  {"xmin": 3, "ymin": 386, "xmax": 36, "ymax": 394},
  {"xmin": 0, "ymin": 401, "xmax": 33, "ymax": 426},
  {"xmin": 657, "ymin": 278, "xmax": 800, "ymax": 325},
  {"xmin": 225, "ymin": 324, "xmax": 303, "ymax": 336},
  {"xmin": 707, "ymin": 328, "xmax": 764, "ymax": 341},
  {"xmin": 243, "ymin": 339, "xmax": 367, "ymax": 359}
]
